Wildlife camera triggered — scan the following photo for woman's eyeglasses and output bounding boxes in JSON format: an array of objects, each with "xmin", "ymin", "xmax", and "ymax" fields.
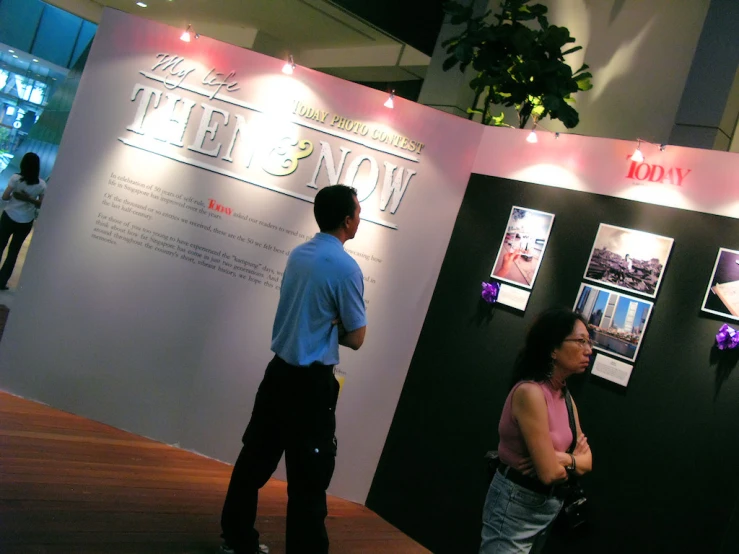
[{"xmin": 563, "ymin": 338, "xmax": 594, "ymax": 348}]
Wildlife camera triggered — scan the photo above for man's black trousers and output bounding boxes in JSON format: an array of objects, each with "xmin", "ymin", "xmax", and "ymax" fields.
[{"xmin": 221, "ymin": 355, "xmax": 340, "ymax": 554}]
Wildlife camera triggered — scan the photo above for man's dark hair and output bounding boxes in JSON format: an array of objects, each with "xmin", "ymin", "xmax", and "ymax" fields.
[{"xmin": 313, "ymin": 185, "xmax": 358, "ymax": 232}]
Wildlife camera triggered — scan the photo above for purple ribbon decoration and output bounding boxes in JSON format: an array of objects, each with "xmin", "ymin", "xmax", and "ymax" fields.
[
  {"xmin": 716, "ymin": 324, "xmax": 739, "ymax": 351},
  {"xmin": 481, "ymin": 281, "xmax": 501, "ymax": 304}
]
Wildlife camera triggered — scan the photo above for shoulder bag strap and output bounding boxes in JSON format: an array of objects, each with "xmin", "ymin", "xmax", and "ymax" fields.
[{"xmin": 564, "ymin": 387, "xmax": 577, "ymax": 454}]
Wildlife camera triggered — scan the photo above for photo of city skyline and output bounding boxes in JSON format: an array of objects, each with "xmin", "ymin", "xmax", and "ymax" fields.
[
  {"xmin": 574, "ymin": 283, "xmax": 654, "ymax": 362},
  {"xmin": 583, "ymin": 224, "xmax": 674, "ymax": 299}
]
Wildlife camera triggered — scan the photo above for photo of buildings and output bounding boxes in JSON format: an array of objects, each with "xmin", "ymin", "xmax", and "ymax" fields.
[
  {"xmin": 574, "ymin": 283, "xmax": 653, "ymax": 362},
  {"xmin": 584, "ymin": 224, "xmax": 674, "ymax": 298},
  {"xmin": 491, "ymin": 206, "xmax": 554, "ymax": 289}
]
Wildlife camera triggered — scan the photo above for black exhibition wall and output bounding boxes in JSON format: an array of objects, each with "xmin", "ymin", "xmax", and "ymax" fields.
[{"xmin": 366, "ymin": 174, "xmax": 739, "ymax": 554}]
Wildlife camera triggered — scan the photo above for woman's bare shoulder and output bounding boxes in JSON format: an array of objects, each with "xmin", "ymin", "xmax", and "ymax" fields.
[{"xmin": 512, "ymin": 381, "xmax": 545, "ymax": 405}]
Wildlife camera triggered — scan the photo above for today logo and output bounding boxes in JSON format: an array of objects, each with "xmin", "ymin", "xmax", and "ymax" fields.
[{"xmin": 625, "ymin": 156, "xmax": 691, "ymax": 187}]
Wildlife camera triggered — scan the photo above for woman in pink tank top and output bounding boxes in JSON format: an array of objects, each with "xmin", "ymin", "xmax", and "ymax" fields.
[{"xmin": 479, "ymin": 308, "xmax": 594, "ymax": 554}]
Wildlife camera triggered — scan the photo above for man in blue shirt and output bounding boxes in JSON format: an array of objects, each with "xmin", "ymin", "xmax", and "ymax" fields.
[{"xmin": 220, "ymin": 185, "xmax": 367, "ymax": 554}]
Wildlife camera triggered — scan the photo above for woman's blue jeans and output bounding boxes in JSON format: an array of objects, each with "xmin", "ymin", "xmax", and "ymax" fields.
[{"xmin": 479, "ymin": 470, "xmax": 564, "ymax": 554}]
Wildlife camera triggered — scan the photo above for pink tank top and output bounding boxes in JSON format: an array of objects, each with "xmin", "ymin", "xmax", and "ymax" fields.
[{"xmin": 497, "ymin": 380, "xmax": 573, "ymax": 467}]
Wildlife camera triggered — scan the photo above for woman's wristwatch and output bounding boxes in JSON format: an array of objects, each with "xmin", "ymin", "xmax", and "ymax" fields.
[{"xmin": 566, "ymin": 454, "xmax": 576, "ymax": 472}]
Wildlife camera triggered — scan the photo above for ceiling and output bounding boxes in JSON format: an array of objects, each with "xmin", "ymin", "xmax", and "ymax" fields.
[
  {"xmin": 44, "ymin": 0, "xmax": 434, "ymax": 84},
  {"xmin": 0, "ymin": 41, "xmax": 69, "ymax": 83}
]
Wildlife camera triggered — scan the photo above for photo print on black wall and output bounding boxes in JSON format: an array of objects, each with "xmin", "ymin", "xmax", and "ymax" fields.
[
  {"xmin": 702, "ymin": 248, "xmax": 739, "ymax": 321},
  {"xmin": 490, "ymin": 206, "xmax": 555, "ymax": 290},
  {"xmin": 583, "ymin": 223, "xmax": 674, "ymax": 299},
  {"xmin": 574, "ymin": 282, "xmax": 654, "ymax": 363}
]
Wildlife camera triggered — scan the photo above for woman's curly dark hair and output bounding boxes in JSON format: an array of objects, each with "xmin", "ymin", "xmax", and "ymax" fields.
[{"xmin": 510, "ymin": 308, "xmax": 588, "ymax": 387}]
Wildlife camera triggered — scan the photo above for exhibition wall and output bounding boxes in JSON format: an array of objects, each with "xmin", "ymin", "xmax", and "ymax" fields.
[
  {"xmin": 0, "ymin": 9, "xmax": 482, "ymax": 504},
  {"xmin": 367, "ymin": 127, "xmax": 739, "ymax": 553}
]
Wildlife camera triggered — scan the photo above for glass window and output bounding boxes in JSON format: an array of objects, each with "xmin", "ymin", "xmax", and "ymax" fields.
[
  {"xmin": 29, "ymin": 82, "xmax": 46, "ymax": 104},
  {"xmin": 0, "ymin": 0, "xmax": 45, "ymax": 53},
  {"xmin": 71, "ymin": 20, "xmax": 97, "ymax": 68},
  {"xmin": 32, "ymin": 3, "xmax": 82, "ymax": 67},
  {"xmin": 14, "ymin": 75, "xmax": 33, "ymax": 101}
]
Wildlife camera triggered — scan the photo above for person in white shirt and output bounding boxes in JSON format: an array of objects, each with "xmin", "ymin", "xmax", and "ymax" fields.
[{"xmin": 0, "ymin": 152, "xmax": 46, "ymax": 290}]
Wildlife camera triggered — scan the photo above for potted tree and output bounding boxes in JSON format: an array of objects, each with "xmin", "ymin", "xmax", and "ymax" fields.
[{"xmin": 442, "ymin": 0, "xmax": 593, "ymax": 129}]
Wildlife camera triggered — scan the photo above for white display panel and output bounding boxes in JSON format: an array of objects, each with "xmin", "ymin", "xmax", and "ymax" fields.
[{"xmin": 0, "ymin": 9, "xmax": 483, "ymax": 504}]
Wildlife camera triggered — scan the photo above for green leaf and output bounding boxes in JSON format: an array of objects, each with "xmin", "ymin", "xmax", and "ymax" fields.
[
  {"xmin": 516, "ymin": 5, "xmax": 536, "ymax": 20},
  {"xmin": 555, "ymin": 102, "xmax": 579, "ymax": 128},
  {"xmin": 454, "ymin": 43, "xmax": 474, "ymax": 64},
  {"xmin": 542, "ymin": 94, "xmax": 561, "ymax": 111},
  {"xmin": 561, "ymin": 46, "xmax": 582, "ymax": 56},
  {"xmin": 491, "ymin": 112, "xmax": 506, "ymax": 126},
  {"xmin": 576, "ymin": 76, "xmax": 593, "ymax": 91},
  {"xmin": 442, "ymin": 56, "xmax": 458, "ymax": 71}
]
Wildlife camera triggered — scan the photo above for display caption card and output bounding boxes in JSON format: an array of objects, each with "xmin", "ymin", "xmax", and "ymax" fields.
[
  {"xmin": 497, "ymin": 284, "xmax": 531, "ymax": 311},
  {"xmin": 591, "ymin": 353, "xmax": 633, "ymax": 387}
]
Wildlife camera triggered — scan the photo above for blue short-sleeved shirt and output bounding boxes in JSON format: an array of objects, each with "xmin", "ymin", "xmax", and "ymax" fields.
[{"xmin": 271, "ymin": 232, "xmax": 366, "ymax": 367}]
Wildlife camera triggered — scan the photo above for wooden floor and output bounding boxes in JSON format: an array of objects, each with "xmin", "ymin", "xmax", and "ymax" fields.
[{"xmin": 0, "ymin": 390, "xmax": 428, "ymax": 554}]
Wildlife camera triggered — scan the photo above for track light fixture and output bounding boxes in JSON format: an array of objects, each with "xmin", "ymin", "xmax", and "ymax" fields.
[
  {"xmin": 526, "ymin": 129, "xmax": 538, "ymax": 143},
  {"xmin": 384, "ymin": 90, "xmax": 395, "ymax": 109},
  {"xmin": 180, "ymin": 24, "xmax": 198, "ymax": 43},
  {"xmin": 630, "ymin": 140, "xmax": 644, "ymax": 162},
  {"xmin": 282, "ymin": 55, "xmax": 296, "ymax": 75}
]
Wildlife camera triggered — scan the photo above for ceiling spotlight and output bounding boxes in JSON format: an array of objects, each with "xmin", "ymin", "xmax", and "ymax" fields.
[
  {"xmin": 630, "ymin": 140, "xmax": 644, "ymax": 162},
  {"xmin": 180, "ymin": 24, "xmax": 193, "ymax": 42},
  {"xmin": 8, "ymin": 50, "xmax": 14, "ymax": 54},
  {"xmin": 32, "ymin": 58, "xmax": 39, "ymax": 62},
  {"xmin": 384, "ymin": 91, "xmax": 395, "ymax": 109},
  {"xmin": 136, "ymin": 1, "xmax": 147, "ymax": 7},
  {"xmin": 12, "ymin": 55, "xmax": 18, "ymax": 59},
  {"xmin": 282, "ymin": 55, "xmax": 296, "ymax": 75},
  {"xmin": 659, "ymin": 144, "xmax": 667, "ymax": 152},
  {"xmin": 526, "ymin": 129, "xmax": 538, "ymax": 143}
]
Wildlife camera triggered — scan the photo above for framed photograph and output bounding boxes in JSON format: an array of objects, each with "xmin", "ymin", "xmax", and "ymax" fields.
[
  {"xmin": 701, "ymin": 248, "xmax": 739, "ymax": 321},
  {"xmin": 583, "ymin": 224, "xmax": 674, "ymax": 299},
  {"xmin": 573, "ymin": 283, "xmax": 654, "ymax": 363},
  {"xmin": 490, "ymin": 206, "xmax": 555, "ymax": 289}
]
